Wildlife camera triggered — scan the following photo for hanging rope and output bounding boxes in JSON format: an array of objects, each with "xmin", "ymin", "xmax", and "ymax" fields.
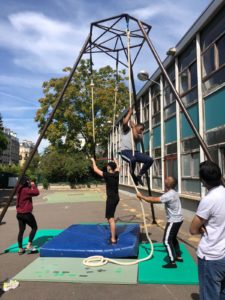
[
  {"xmin": 111, "ymin": 85, "xmax": 118, "ymax": 159},
  {"xmin": 111, "ymin": 51, "xmax": 119, "ymax": 160},
  {"xmin": 90, "ymin": 79, "xmax": 95, "ymax": 145},
  {"xmin": 126, "ymin": 28, "xmax": 135, "ymax": 157}
]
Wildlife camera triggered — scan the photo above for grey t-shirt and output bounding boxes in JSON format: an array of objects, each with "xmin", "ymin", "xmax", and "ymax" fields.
[
  {"xmin": 120, "ymin": 127, "xmax": 133, "ymax": 150},
  {"xmin": 160, "ymin": 189, "xmax": 183, "ymax": 223},
  {"xmin": 120, "ymin": 125, "xmax": 142, "ymax": 151}
]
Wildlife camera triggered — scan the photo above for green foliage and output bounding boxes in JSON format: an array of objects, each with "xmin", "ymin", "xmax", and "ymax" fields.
[
  {"xmin": 0, "ymin": 114, "xmax": 8, "ymax": 154},
  {"xmin": 42, "ymin": 178, "xmax": 49, "ymax": 189},
  {"xmin": 35, "ymin": 60, "xmax": 128, "ymax": 156},
  {"xmin": 39, "ymin": 148, "xmax": 90, "ymax": 184},
  {"xmin": 0, "ymin": 133, "xmax": 8, "ymax": 154},
  {"xmin": 26, "ymin": 152, "xmax": 41, "ymax": 178},
  {"xmin": 0, "ymin": 164, "xmax": 20, "ymax": 175}
]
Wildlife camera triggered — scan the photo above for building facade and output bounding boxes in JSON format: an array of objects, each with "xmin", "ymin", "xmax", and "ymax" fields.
[
  {"xmin": 19, "ymin": 140, "xmax": 35, "ymax": 166},
  {"xmin": 0, "ymin": 128, "xmax": 19, "ymax": 165},
  {"xmin": 110, "ymin": 0, "xmax": 225, "ymax": 210}
]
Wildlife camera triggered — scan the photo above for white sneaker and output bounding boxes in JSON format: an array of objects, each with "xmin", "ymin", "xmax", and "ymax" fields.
[
  {"xmin": 3, "ymin": 280, "xmax": 19, "ymax": 292},
  {"xmin": 26, "ymin": 246, "xmax": 38, "ymax": 254}
]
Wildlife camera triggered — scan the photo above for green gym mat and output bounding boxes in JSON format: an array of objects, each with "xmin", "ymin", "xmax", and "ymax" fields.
[
  {"xmin": 4, "ymin": 229, "xmax": 63, "ymax": 253},
  {"xmin": 138, "ymin": 243, "xmax": 198, "ymax": 285},
  {"xmin": 45, "ymin": 191, "xmax": 105, "ymax": 203},
  {"xmin": 13, "ymin": 257, "xmax": 138, "ymax": 284}
]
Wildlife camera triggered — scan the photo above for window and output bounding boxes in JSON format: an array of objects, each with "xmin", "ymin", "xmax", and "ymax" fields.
[
  {"xmin": 206, "ymin": 147, "xmax": 225, "ymax": 180},
  {"xmin": 182, "ymin": 137, "xmax": 199, "ymax": 152},
  {"xmin": 202, "ymin": 45, "xmax": 215, "ymax": 77},
  {"xmin": 165, "ymin": 142, "xmax": 177, "ymax": 155},
  {"xmin": 220, "ymin": 148, "xmax": 225, "ymax": 177},
  {"xmin": 151, "ymin": 83, "xmax": 161, "ymax": 126},
  {"xmin": 181, "ymin": 152, "xmax": 200, "ymax": 194},
  {"xmin": 218, "ymin": 34, "xmax": 225, "ymax": 67},
  {"xmin": 152, "ymin": 158, "xmax": 162, "ymax": 189},
  {"xmin": 165, "ymin": 155, "xmax": 178, "ymax": 180},
  {"xmin": 201, "ymin": 8, "xmax": 225, "ymax": 94},
  {"xmin": 152, "ymin": 147, "xmax": 162, "ymax": 189},
  {"xmin": 206, "ymin": 125, "xmax": 225, "ymax": 146},
  {"xmin": 142, "ymin": 93, "xmax": 149, "ymax": 128},
  {"xmin": 178, "ymin": 40, "xmax": 197, "ymax": 107},
  {"xmin": 164, "ymin": 65, "xmax": 176, "ymax": 119}
]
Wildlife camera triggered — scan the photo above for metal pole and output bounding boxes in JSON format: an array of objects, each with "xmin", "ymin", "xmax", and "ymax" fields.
[
  {"xmin": 130, "ymin": 65, "xmax": 157, "ymax": 224},
  {"xmin": 0, "ymin": 34, "xmax": 91, "ymax": 224},
  {"xmin": 138, "ymin": 20, "xmax": 213, "ymax": 161}
]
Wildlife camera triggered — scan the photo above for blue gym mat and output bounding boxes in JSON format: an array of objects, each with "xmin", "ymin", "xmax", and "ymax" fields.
[{"xmin": 40, "ymin": 223, "xmax": 140, "ymax": 258}]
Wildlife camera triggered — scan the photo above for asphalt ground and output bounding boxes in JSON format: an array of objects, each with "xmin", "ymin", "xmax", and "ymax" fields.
[{"xmin": 0, "ymin": 187, "xmax": 200, "ymax": 300}]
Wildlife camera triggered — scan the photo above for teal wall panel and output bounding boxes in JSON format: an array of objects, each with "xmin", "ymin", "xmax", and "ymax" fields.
[
  {"xmin": 143, "ymin": 131, "xmax": 150, "ymax": 151},
  {"xmin": 136, "ymin": 143, "xmax": 141, "ymax": 151},
  {"xmin": 181, "ymin": 105, "xmax": 199, "ymax": 138},
  {"xmin": 153, "ymin": 125, "xmax": 161, "ymax": 148},
  {"xmin": 205, "ymin": 87, "xmax": 225, "ymax": 130},
  {"xmin": 165, "ymin": 117, "xmax": 177, "ymax": 144},
  {"xmin": 136, "ymin": 131, "xmax": 150, "ymax": 152}
]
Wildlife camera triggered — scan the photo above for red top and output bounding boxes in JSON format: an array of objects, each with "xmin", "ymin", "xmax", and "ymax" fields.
[{"xmin": 16, "ymin": 184, "xmax": 40, "ymax": 213}]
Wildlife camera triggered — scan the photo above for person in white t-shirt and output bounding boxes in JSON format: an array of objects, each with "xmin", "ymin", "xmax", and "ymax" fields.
[
  {"xmin": 190, "ymin": 160, "xmax": 225, "ymax": 300},
  {"xmin": 137, "ymin": 176, "xmax": 183, "ymax": 268}
]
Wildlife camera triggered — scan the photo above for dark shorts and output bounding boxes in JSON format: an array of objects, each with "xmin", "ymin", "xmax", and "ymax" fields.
[{"xmin": 105, "ymin": 196, "xmax": 120, "ymax": 219}]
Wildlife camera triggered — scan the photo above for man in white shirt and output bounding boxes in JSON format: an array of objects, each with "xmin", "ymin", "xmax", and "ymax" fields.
[{"xmin": 190, "ymin": 160, "xmax": 225, "ymax": 300}]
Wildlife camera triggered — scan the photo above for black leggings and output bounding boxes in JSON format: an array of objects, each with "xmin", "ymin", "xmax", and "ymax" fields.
[{"xmin": 17, "ymin": 213, "xmax": 38, "ymax": 248}]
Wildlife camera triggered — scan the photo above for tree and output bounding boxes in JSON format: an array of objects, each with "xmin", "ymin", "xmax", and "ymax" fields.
[
  {"xmin": 35, "ymin": 60, "xmax": 129, "ymax": 156},
  {"xmin": 0, "ymin": 114, "xmax": 8, "ymax": 155},
  {"xmin": 39, "ymin": 147, "xmax": 90, "ymax": 184}
]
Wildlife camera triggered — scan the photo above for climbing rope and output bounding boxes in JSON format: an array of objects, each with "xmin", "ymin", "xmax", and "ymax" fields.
[{"xmin": 90, "ymin": 79, "xmax": 95, "ymax": 145}]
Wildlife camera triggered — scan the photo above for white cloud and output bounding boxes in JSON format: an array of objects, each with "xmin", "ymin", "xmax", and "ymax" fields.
[
  {"xmin": 0, "ymin": 91, "xmax": 39, "ymax": 107},
  {"xmin": 0, "ymin": 75, "xmax": 43, "ymax": 89},
  {"xmin": 0, "ymin": 11, "xmax": 89, "ymax": 73},
  {"xmin": 0, "ymin": 106, "xmax": 37, "ymax": 112}
]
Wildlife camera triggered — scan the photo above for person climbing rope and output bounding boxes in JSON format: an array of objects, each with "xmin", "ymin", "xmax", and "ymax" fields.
[{"xmin": 120, "ymin": 107, "xmax": 153, "ymax": 186}]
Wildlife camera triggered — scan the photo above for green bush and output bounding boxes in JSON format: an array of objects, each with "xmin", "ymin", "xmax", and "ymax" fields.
[{"xmin": 42, "ymin": 178, "xmax": 49, "ymax": 189}]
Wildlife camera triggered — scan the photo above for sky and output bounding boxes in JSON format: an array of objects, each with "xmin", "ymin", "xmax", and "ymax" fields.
[{"xmin": 0, "ymin": 0, "xmax": 212, "ymax": 152}]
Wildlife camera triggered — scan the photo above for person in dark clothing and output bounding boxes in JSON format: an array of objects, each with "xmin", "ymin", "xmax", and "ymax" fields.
[
  {"xmin": 16, "ymin": 176, "xmax": 39, "ymax": 254},
  {"xmin": 120, "ymin": 107, "xmax": 153, "ymax": 186},
  {"xmin": 91, "ymin": 158, "xmax": 120, "ymax": 244}
]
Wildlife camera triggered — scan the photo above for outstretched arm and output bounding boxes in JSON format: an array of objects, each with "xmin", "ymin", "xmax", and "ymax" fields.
[
  {"xmin": 136, "ymin": 192, "xmax": 161, "ymax": 203},
  {"xmin": 91, "ymin": 158, "xmax": 103, "ymax": 177}
]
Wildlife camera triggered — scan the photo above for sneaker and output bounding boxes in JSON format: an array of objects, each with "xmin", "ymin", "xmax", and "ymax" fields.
[
  {"xmin": 162, "ymin": 262, "xmax": 177, "ymax": 268},
  {"xmin": 137, "ymin": 175, "xmax": 144, "ymax": 186},
  {"xmin": 18, "ymin": 249, "xmax": 26, "ymax": 255},
  {"xmin": 3, "ymin": 280, "xmax": 19, "ymax": 292},
  {"xmin": 175, "ymin": 257, "xmax": 184, "ymax": 262},
  {"xmin": 26, "ymin": 246, "xmax": 38, "ymax": 254},
  {"xmin": 9, "ymin": 280, "xmax": 19, "ymax": 289},
  {"xmin": 108, "ymin": 239, "xmax": 117, "ymax": 245}
]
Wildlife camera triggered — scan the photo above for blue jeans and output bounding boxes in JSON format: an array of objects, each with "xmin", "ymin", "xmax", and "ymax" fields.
[
  {"xmin": 120, "ymin": 150, "xmax": 153, "ymax": 176},
  {"xmin": 198, "ymin": 256, "xmax": 225, "ymax": 300}
]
